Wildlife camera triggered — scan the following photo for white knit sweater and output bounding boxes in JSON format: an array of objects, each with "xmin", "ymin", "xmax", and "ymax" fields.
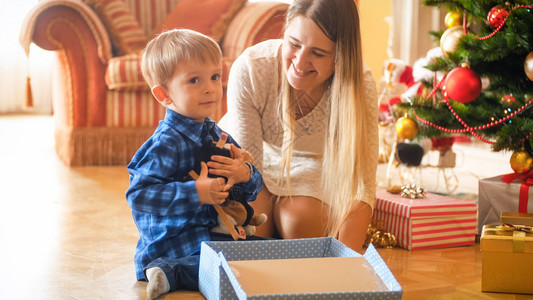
[{"xmin": 219, "ymin": 39, "xmax": 378, "ymax": 207}]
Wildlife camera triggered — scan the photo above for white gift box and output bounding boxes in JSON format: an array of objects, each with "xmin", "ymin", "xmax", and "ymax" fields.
[
  {"xmin": 478, "ymin": 175, "xmax": 533, "ymax": 232},
  {"xmin": 199, "ymin": 237, "xmax": 402, "ymax": 299}
]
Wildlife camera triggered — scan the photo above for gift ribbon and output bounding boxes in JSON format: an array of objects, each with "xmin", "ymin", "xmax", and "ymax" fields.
[
  {"xmin": 496, "ymin": 224, "xmax": 533, "ymax": 253},
  {"xmin": 501, "ymin": 171, "xmax": 533, "ymax": 213},
  {"xmin": 513, "ymin": 230, "xmax": 526, "ymax": 253}
]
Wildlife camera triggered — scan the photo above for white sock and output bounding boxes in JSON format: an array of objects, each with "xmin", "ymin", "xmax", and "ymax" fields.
[{"xmin": 146, "ymin": 267, "xmax": 170, "ymax": 299}]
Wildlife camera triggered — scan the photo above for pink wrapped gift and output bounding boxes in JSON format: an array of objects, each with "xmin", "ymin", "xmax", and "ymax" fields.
[
  {"xmin": 478, "ymin": 175, "xmax": 533, "ymax": 231},
  {"xmin": 374, "ymin": 190, "xmax": 477, "ymax": 250}
]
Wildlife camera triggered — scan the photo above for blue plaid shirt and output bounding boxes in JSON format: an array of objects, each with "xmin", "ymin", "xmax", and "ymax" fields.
[{"xmin": 126, "ymin": 109, "xmax": 263, "ymax": 280}]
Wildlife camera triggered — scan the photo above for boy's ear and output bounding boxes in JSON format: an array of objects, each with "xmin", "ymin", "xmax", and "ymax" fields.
[{"xmin": 151, "ymin": 85, "xmax": 171, "ymax": 105}]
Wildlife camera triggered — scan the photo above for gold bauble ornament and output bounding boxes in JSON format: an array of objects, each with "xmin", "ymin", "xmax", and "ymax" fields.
[
  {"xmin": 510, "ymin": 150, "xmax": 533, "ymax": 174},
  {"xmin": 445, "ymin": 11, "xmax": 462, "ymax": 28},
  {"xmin": 440, "ymin": 26, "xmax": 464, "ymax": 58},
  {"xmin": 395, "ymin": 115, "xmax": 418, "ymax": 140},
  {"xmin": 524, "ymin": 52, "xmax": 533, "ymax": 81}
]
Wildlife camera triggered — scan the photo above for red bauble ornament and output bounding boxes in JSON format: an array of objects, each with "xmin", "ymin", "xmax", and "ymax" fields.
[
  {"xmin": 444, "ymin": 67, "xmax": 482, "ymax": 103},
  {"xmin": 487, "ymin": 5, "xmax": 509, "ymax": 28}
]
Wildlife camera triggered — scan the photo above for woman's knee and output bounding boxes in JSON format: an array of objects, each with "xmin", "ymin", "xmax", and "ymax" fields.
[
  {"xmin": 274, "ymin": 196, "xmax": 329, "ymax": 238},
  {"xmin": 249, "ymin": 186, "xmax": 277, "ymax": 237}
]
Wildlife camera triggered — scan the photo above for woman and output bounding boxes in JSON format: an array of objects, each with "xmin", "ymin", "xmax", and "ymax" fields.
[{"xmin": 219, "ymin": 0, "xmax": 378, "ymax": 253}]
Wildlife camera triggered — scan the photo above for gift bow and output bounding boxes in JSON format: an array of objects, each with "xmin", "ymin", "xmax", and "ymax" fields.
[
  {"xmin": 501, "ymin": 171, "xmax": 533, "ymax": 213},
  {"xmin": 496, "ymin": 223, "xmax": 533, "ymax": 253},
  {"xmin": 498, "ymin": 223, "xmax": 533, "ymax": 233}
]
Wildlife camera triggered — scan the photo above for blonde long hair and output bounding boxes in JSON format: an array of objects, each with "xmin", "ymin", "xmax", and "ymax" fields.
[{"xmin": 279, "ymin": 0, "xmax": 372, "ymax": 236}]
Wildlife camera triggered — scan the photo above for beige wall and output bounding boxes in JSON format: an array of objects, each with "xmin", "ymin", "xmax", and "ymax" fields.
[{"xmin": 359, "ymin": 0, "xmax": 391, "ymax": 83}]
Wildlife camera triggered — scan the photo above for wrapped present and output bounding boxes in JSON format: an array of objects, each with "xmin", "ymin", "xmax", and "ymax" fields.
[
  {"xmin": 198, "ymin": 237, "xmax": 402, "ymax": 299},
  {"xmin": 374, "ymin": 189, "xmax": 477, "ymax": 250},
  {"xmin": 480, "ymin": 224, "xmax": 533, "ymax": 294},
  {"xmin": 478, "ymin": 175, "xmax": 533, "ymax": 232},
  {"xmin": 500, "ymin": 212, "xmax": 533, "ymax": 226}
]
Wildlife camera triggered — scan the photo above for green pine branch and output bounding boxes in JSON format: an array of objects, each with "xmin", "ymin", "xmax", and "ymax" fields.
[{"xmin": 396, "ymin": 0, "xmax": 533, "ymax": 153}]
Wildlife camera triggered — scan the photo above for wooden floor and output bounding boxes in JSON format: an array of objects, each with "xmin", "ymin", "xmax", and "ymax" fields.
[{"xmin": 0, "ymin": 114, "xmax": 530, "ymax": 300}]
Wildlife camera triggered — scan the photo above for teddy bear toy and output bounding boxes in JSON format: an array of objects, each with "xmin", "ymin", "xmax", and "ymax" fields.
[
  {"xmin": 210, "ymin": 197, "xmax": 267, "ymax": 237},
  {"xmin": 187, "ymin": 133, "xmax": 267, "ymax": 239}
]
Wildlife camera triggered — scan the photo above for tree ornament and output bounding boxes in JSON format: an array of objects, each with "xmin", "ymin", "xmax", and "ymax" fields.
[
  {"xmin": 524, "ymin": 52, "xmax": 533, "ymax": 81},
  {"xmin": 487, "ymin": 5, "xmax": 509, "ymax": 29},
  {"xmin": 440, "ymin": 26, "xmax": 463, "ymax": 58},
  {"xmin": 510, "ymin": 150, "xmax": 533, "ymax": 174},
  {"xmin": 443, "ymin": 64, "xmax": 482, "ymax": 103},
  {"xmin": 481, "ymin": 76, "xmax": 491, "ymax": 90},
  {"xmin": 395, "ymin": 115, "xmax": 418, "ymax": 140},
  {"xmin": 445, "ymin": 11, "xmax": 462, "ymax": 28}
]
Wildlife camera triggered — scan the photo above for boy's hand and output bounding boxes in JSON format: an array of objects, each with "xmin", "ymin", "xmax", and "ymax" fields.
[
  {"xmin": 195, "ymin": 162, "xmax": 228, "ymax": 205},
  {"xmin": 207, "ymin": 144, "xmax": 251, "ymax": 191}
]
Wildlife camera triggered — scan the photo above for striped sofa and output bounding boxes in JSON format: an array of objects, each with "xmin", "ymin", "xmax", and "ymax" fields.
[{"xmin": 20, "ymin": 0, "xmax": 288, "ymax": 166}]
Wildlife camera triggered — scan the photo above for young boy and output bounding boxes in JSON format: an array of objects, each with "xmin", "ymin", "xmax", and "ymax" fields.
[{"xmin": 126, "ymin": 29, "xmax": 263, "ymax": 299}]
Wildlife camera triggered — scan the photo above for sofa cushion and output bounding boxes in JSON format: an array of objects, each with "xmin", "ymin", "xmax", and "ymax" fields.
[
  {"xmin": 222, "ymin": 2, "xmax": 289, "ymax": 60},
  {"xmin": 86, "ymin": 0, "xmax": 147, "ymax": 56},
  {"xmin": 105, "ymin": 52, "xmax": 149, "ymax": 91},
  {"xmin": 154, "ymin": 0, "xmax": 247, "ymax": 41},
  {"xmin": 222, "ymin": 1, "xmax": 288, "ymax": 61},
  {"xmin": 105, "ymin": 53, "xmax": 233, "ymax": 93}
]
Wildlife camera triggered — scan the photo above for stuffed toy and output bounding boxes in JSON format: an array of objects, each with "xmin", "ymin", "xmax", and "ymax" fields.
[
  {"xmin": 187, "ymin": 133, "xmax": 267, "ymax": 240},
  {"xmin": 401, "ymin": 47, "xmax": 445, "ymax": 101},
  {"xmin": 210, "ymin": 197, "xmax": 267, "ymax": 237},
  {"xmin": 395, "ymin": 142, "xmax": 425, "ymax": 167},
  {"xmin": 379, "ymin": 58, "xmax": 416, "ymax": 123}
]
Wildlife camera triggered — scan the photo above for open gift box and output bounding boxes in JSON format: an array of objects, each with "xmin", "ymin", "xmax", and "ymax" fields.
[
  {"xmin": 198, "ymin": 237, "xmax": 402, "ymax": 299},
  {"xmin": 374, "ymin": 189, "xmax": 477, "ymax": 250},
  {"xmin": 480, "ymin": 224, "xmax": 533, "ymax": 294}
]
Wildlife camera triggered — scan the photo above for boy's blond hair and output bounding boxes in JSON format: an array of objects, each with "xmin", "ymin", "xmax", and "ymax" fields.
[{"xmin": 140, "ymin": 29, "xmax": 222, "ymax": 88}]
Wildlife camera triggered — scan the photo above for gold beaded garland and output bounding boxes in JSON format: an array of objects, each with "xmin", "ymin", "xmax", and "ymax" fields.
[{"xmin": 364, "ymin": 220, "xmax": 398, "ymax": 248}]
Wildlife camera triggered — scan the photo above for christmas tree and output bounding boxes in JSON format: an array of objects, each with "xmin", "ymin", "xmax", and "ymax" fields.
[{"xmin": 395, "ymin": 0, "xmax": 533, "ymax": 173}]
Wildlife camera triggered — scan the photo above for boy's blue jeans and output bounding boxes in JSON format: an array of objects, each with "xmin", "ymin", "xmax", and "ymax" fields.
[{"xmin": 144, "ymin": 233, "xmax": 270, "ymax": 291}]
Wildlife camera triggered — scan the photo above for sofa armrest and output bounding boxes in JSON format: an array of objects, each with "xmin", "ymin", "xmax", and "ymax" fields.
[
  {"xmin": 20, "ymin": 0, "xmax": 113, "ymax": 127},
  {"xmin": 20, "ymin": 0, "xmax": 112, "ymax": 62},
  {"xmin": 222, "ymin": 1, "xmax": 288, "ymax": 62}
]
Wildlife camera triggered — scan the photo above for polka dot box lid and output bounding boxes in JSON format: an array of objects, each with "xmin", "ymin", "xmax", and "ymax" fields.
[{"xmin": 198, "ymin": 237, "xmax": 402, "ymax": 299}]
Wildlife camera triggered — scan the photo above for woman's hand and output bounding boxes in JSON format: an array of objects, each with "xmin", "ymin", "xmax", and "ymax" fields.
[{"xmin": 207, "ymin": 144, "xmax": 251, "ymax": 191}]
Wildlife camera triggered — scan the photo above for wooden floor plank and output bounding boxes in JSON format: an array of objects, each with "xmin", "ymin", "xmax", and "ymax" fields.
[{"xmin": 0, "ymin": 114, "xmax": 529, "ymax": 299}]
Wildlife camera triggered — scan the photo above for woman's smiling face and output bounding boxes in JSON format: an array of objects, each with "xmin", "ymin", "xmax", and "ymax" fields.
[{"xmin": 282, "ymin": 15, "xmax": 336, "ymax": 97}]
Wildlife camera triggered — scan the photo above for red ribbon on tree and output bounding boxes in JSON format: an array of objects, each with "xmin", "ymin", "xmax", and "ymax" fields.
[{"xmin": 501, "ymin": 170, "xmax": 533, "ymax": 213}]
